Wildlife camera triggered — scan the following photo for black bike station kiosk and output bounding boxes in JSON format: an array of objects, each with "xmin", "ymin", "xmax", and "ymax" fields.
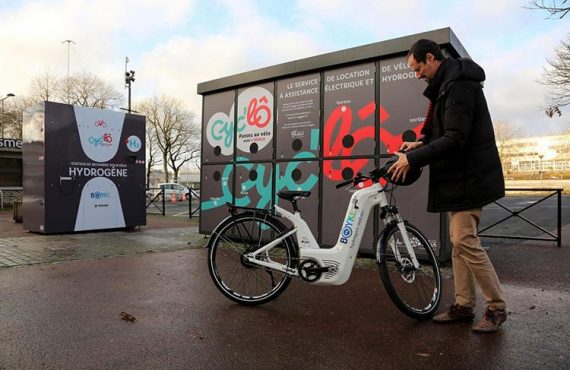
[
  {"xmin": 22, "ymin": 102, "xmax": 146, "ymax": 234},
  {"xmin": 197, "ymin": 28, "xmax": 471, "ymax": 260}
]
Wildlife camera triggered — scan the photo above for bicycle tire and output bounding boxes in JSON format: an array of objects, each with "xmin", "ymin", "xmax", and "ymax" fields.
[
  {"xmin": 377, "ymin": 222, "xmax": 441, "ymax": 320},
  {"xmin": 207, "ymin": 212, "xmax": 297, "ymax": 305}
]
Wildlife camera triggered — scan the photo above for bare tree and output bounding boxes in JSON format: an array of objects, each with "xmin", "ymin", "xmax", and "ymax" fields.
[
  {"xmin": 24, "ymin": 71, "xmax": 123, "ymax": 109},
  {"xmin": 1, "ymin": 99, "xmax": 20, "ymax": 139},
  {"xmin": 58, "ymin": 72, "xmax": 123, "ymax": 109},
  {"xmin": 1, "ymin": 95, "xmax": 47, "ymax": 139},
  {"xmin": 6, "ymin": 72, "xmax": 125, "ymax": 138},
  {"xmin": 527, "ymin": 0, "xmax": 570, "ymax": 18},
  {"xmin": 138, "ymin": 95, "xmax": 200, "ymax": 183},
  {"xmin": 527, "ymin": 2, "xmax": 569, "ymax": 116},
  {"xmin": 494, "ymin": 120, "xmax": 521, "ymax": 176},
  {"xmin": 540, "ymin": 36, "xmax": 570, "ymax": 117},
  {"xmin": 0, "ymin": 72, "xmax": 57, "ymax": 138},
  {"xmin": 141, "ymin": 112, "xmax": 161, "ymax": 187},
  {"xmin": 167, "ymin": 126, "xmax": 200, "ymax": 183},
  {"xmin": 29, "ymin": 70, "xmax": 59, "ymax": 102}
]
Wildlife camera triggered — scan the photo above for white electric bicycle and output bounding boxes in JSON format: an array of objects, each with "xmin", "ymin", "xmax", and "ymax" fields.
[{"xmin": 207, "ymin": 165, "xmax": 442, "ymax": 319}]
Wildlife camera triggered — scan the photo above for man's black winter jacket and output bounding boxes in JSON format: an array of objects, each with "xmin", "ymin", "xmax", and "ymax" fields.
[{"xmin": 406, "ymin": 58, "xmax": 505, "ymax": 212}]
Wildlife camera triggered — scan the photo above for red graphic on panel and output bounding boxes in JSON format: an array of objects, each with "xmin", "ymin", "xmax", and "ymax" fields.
[
  {"xmin": 379, "ymin": 125, "xmax": 424, "ymax": 154},
  {"xmin": 357, "ymin": 101, "xmax": 376, "ymax": 121},
  {"xmin": 247, "ymin": 96, "xmax": 271, "ymax": 128},
  {"xmin": 378, "ymin": 104, "xmax": 424, "ymax": 153},
  {"xmin": 323, "ymin": 104, "xmax": 373, "ymax": 181},
  {"xmin": 323, "ymin": 101, "xmax": 424, "ymax": 182}
]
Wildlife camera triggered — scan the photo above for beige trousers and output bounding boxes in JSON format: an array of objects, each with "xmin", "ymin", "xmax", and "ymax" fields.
[{"xmin": 449, "ymin": 208, "xmax": 506, "ymax": 310}]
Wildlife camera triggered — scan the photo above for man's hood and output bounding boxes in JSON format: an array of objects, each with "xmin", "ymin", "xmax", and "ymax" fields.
[
  {"xmin": 451, "ymin": 58, "xmax": 486, "ymax": 83},
  {"xmin": 424, "ymin": 58, "xmax": 486, "ymax": 101}
]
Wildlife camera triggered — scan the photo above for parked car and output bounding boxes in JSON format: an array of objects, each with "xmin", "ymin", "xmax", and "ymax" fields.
[{"xmin": 155, "ymin": 183, "xmax": 190, "ymax": 201}]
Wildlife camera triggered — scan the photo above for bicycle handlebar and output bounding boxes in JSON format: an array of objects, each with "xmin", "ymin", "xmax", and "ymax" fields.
[
  {"xmin": 335, "ymin": 168, "xmax": 390, "ymax": 189},
  {"xmin": 335, "ymin": 178, "xmax": 356, "ymax": 189}
]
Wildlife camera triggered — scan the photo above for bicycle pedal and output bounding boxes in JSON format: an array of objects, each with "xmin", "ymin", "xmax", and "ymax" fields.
[{"xmin": 305, "ymin": 266, "xmax": 331, "ymax": 274}]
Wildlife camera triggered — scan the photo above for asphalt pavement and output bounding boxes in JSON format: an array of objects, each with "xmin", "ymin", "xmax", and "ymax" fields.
[{"xmin": 0, "ymin": 208, "xmax": 568, "ymax": 369}]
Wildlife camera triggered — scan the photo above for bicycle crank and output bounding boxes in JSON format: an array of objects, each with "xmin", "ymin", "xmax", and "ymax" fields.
[{"xmin": 298, "ymin": 259, "xmax": 330, "ymax": 282}]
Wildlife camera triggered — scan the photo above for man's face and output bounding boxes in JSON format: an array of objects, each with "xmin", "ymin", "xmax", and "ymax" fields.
[{"xmin": 407, "ymin": 53, "xmax": 440, "ymax": 83}]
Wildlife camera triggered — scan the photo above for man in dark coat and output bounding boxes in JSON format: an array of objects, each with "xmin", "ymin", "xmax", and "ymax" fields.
[{"xmin": 388, "ymin": 39, "xmax": 507, "ymax": 333}]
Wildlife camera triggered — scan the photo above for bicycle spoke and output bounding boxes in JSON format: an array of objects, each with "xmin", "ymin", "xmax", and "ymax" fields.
[
  {"xmin": 379, "ymin": 223, "xmax": 441, "ymax": 319},
  {"xmin": 215, "ymin": 232, "xmax": 248, "ymax": 254},
  {"xmin": 208, "ymin": 215, "xmax": 294, "ymax": 305}
]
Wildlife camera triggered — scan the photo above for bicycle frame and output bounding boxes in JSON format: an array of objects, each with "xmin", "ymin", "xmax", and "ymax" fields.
[{"xmin": 244, "ymin": 182, "xmax": 420, "ymax": 286}]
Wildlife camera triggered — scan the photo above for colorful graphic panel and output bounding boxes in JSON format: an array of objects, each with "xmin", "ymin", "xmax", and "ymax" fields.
[
  {"xmin": 323, "ymin": 63, "xmax": 376, "ymax": 158},
  {"xmin": 236, "ymin": 83, "xmax": 274, "ymax": 161},
  {"xmin": 321, "ymin": 158, "xmax": 376, "ymax": 250},
  {"xmin": 202, "ymin": 90, "xmax": 235, "ymax": 163},
  {"xmin": 275, "ymin": 158, "xmax": 319, "ymax": 237},
  {"xmin": 200, "ymin": 164, "xmax": 234, "ymax": 233},
  {"xmin": 234, "ymin": 161, "xmax": 274, "ymax": 212},
  {"xmin": 276, "ymin": 73, "xmax": 320, "ymax": 159},
  {"xmin": 23, "ymin": 102, "xmax": 146, "ymax": 234}
]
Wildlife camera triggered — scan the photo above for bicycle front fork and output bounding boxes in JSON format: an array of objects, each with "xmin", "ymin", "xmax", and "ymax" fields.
[{"xmin": 381, "ymin": 206, "xmax": 420, "ymax": 269}]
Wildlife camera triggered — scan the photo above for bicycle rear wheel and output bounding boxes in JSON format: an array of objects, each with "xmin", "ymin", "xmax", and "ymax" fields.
[
  {"xmin": 208, "ymin": 212, "xmax": 296, "ymax": 305},
  {"xmin": 377, "ymin": 222, "xmax": 441, "ymax": 320}
]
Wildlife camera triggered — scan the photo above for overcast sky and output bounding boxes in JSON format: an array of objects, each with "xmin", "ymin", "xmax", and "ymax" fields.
[{"xmin": 0, "ymin": 0, "xmax": 568, "ymax": 136}]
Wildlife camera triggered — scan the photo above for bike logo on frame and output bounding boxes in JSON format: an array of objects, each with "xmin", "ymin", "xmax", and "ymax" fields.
[{"xmin": 339, "ymin": 211, "xmax": 355, "ymax": 244}]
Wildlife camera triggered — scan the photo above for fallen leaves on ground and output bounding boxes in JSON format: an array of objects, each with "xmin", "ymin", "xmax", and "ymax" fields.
[{"xmin": 120, "ymin": 312, "xmax": 136, "ymax": 323}]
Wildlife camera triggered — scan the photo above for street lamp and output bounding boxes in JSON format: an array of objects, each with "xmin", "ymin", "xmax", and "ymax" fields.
[
  {"xmin": 1, "ymin": 93, "xmax": 15, "ymax": 138},
  {"xmin": 125, "ymin": 70, "xmax": 135, "ymax": 113},
  {"xmin": 124, "ymin": 57, "xmax": 135, "ymax": 113}
]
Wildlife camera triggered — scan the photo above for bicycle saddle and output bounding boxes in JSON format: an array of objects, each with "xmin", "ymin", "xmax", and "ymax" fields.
[{"xmin": 277, "ymin": 190, "xmax": 311, "ymax": 201}]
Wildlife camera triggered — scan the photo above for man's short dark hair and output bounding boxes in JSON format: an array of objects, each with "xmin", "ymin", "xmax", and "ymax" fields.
[{"xmin": 408, "ymin": 39, "xmax": 445, "ymax": 63}]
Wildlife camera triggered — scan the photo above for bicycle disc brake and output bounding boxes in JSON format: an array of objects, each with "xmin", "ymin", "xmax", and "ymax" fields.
[{"xmin": 398, "ymin": 258, "xmax": 416, "ymax": 283}]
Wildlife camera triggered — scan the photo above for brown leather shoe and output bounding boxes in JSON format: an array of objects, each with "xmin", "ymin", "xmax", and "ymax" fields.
[
  {"xmin": 472, "ymin": 308, "xmax": 507, "ymax": 333},
  {"xmin": 433, "ymin": 304, "xmax": 475, "ymax": 323}
]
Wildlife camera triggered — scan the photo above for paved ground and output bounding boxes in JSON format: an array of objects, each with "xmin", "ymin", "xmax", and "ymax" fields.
[
  {"xmin": 0, "ymin": 209, "xmax": 568, "ymax": 369},
  {"xmin": 0, "ymin": 211, "xmax": 207, "ymax": 268}
]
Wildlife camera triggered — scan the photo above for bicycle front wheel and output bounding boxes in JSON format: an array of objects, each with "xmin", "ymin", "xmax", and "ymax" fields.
[
  {"xmin": 377, "ymin": 222, "xmax": 441, "ymax": 320},
  {"xmin": 208, "ymin": 212, "xmax": 296, "ymax": 305}
]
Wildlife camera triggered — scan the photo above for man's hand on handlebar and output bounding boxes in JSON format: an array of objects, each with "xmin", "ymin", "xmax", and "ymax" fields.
[
  {"xmin": 387, "ymin": 152, "xmax": 410, "ymax": 183},
  {"xmin": 389, "ymin": 140, "xmax": 423, "ymax": 182},
  {"xmin": 400, "ymin": 141, "xmax": 424, "ymax": 152}
]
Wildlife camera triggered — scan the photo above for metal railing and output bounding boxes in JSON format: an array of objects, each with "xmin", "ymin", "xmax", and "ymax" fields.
[
  {"xmin": 188, "ymin": 189, "xmax": 200, "ymax": 218},
  {"xmin": 145, "ymin": 187, "xmax": 201, "ymax": 218},
  {"xmin": 478, "ymin": 188, "xmax": 563, "ymax": 247},
  {"xmin": 0, "ymin": 187, "xmax": 23, "ymax": 210},
  {"xmin": 146, "ymin": 188, "xmax": 166, "ymax": 216}
]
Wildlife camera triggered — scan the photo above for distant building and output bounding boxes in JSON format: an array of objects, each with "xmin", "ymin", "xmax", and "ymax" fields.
[
  {"xmin": 0, "ymin": 137, "xmax": 23, "ymax": 206},
  {"xmin": 0, "ymin": 137, "xmax": 22, "ymax": 187},
  {"xmin": 147, "ymin": 169, "xmax": 200, "ymax": 189},
  {"xmin": 498, "ymin": 133, "xmax": 570, "ymax": 179},
  {"xmin": 177, "ymin": 169, "xmax": 201, "ymax": 189},
  {"xmin": 147, "ymin": 170, "xmax": 166, "ymax": 187}
]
